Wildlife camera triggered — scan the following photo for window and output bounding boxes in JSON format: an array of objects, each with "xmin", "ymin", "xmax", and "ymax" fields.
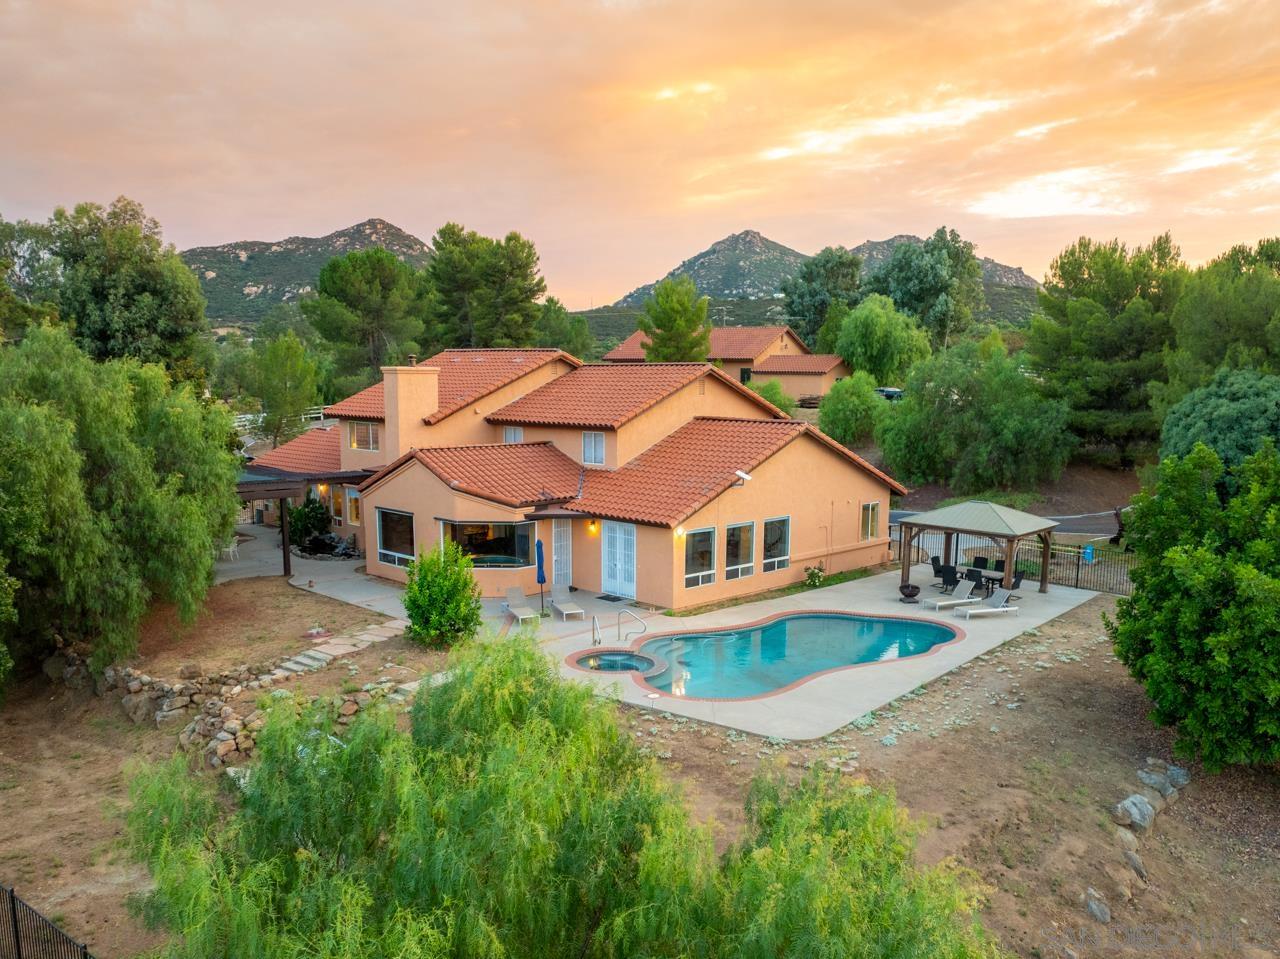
[
  {"xmin": 861, "ymin": 501, "xmax": 880, "ymax": 541},
  {"xmin": 725, "ymin": 522, "xmax": 754, "ymax": 580},
  {"xmin": 582, "ymin": 431, "xmax": 605, "ymax": 466},
  {"xmin": 503, "ymin": 426, "xmax": 524, "ymax": 444},
  {"xmin": 763, "ymin": 517, "xmax": 790, "ymax": 572},
  {"xmin": 739, "ymin": 367, "xmax": 752, "ymax": 384},
  {"xmin": 377, "ymin": 509, "xmax": 415, "ymax": 567},
  {"xmin": 346, "ymin": 490, "xmax": 361, "ymax": 526},
  {"xmin": 348, "ymin": 421, "xmax": 380, "ymax": 452},
  {"xmin": 443, "ymin": 521, "xmax": 534, "ymax": 568},
  {"xmin": 332, "ymin": 486, "xmax": 344, "ymax": 526},
  {"xmin": 684, "ymin": 528, "xmax": 716, "ymax": 588}
]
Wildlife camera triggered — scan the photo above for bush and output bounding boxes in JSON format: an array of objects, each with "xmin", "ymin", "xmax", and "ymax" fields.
[
  {"xmin": 126, "ymin": 637, "xmax": 1005, "ymax": 959},
  {"xmin": 287, "ymin": 492, "xmax": 331, "ymax": 546},
  {"xmin": 818, "ymin": 371, "xmax": 880, "ymax": 447},
  {"xmin": 1107, "ymin": 441, "xmax": 1280, "ymax": 769},
  {"xmin": 832, "ymin": 294, "xmax": 931, "ymax": 385},
  {"xmin": 746, "ymin": 377, "xmax": 795, "ymax": 415},
  {"xmin": 403, "ymin": 540, "xmax": 483, "ymax": 648},
  {"xmin": 1160, "ymin": 367, "xmax": 1280, "ymax": 477}
]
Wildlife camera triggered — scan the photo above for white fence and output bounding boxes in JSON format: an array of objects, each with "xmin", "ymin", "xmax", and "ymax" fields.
[{"xmin": 233, "ymin": 406, "xmax": 326, "ymax": 435}]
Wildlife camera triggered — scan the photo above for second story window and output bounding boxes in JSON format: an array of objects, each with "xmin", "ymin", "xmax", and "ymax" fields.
[
  {"xmin": 348, "ymin": 420, "xmax": 380, "ymax": 452},
  {"xmin": 503, "ymin": 426, "xmax": 524, "ymax": 444},
  {"xmin": 582, "ymin": 431, "xmax": 605, "ymax": 466}
]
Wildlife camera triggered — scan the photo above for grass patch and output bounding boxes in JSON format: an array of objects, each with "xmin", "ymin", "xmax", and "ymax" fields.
[{"xmin": 663, "ymin": 566, "xmax": 879, "ymax": 618}]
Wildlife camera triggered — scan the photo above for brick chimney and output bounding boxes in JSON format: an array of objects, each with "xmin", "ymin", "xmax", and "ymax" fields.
[{"xmin": 382, "ymin": 365, "xmax": 439, "ymax": 457}]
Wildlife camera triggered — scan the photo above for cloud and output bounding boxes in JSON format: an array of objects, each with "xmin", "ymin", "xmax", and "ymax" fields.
[
  {"xmin": 1163, "ymin": 147, "xmax": 1249, "ymax": 174},
  {"xmin": 967, "ymin": 167, "xmax": 1147, "ymax": 218}
]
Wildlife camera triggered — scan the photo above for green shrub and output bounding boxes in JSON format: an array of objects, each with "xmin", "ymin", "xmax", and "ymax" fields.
[
  {"xmin": 746, "ymin": 377, "xmax": 796, "ymax": 415},
  {"xmin": 832, "ymin": 294, "xmax": 931, "ymax": 385},
  {"xmin": 1107, "ymin": 441, "xmax": 1280, "ymax": 769},
  {"xmin": 403, "ymin": 540, "xmax": 482, "ymax": 648},
  {"xmin": 287, "ymin": 492, "xmax": 331, "ymax": 545},
  {"xmin": 818, "ymin": 371, "xmax": 880, "ymax": 447}
]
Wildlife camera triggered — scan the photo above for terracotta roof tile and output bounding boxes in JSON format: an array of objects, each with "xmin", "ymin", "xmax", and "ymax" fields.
[
  {"xmin": 602, "ymin": 326, "xmax": 807, "ymax": 362},
  {"xmin": 250, "ymin": 427, "xmax": 342, "ymax": 475},
  {"xmin": 752, "ymin": 353, "xmax": 846, "ymax": 374},
  {"xmin": 487, "ymin": 363, "xmax": 783, "ymax": 428},
  {"xmin": 324, "ymin": 348, "xmax": 577, "ymax": 422},
  {"xmin": 361, "ymin": 442, "xmax": 582, "ymax": 508}
]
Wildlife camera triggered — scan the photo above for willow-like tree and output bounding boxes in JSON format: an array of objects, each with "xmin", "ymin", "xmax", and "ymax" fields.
[
  {"xmin": 831, "ymin": 294, "xmax": 930, "ymax": 385},
  {"xmin": 637, "ymin": 275, "xmax": 710, "ymax": 361}
]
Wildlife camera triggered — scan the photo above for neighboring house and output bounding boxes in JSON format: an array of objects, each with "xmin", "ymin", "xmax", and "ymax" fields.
[
  {"xmin": 250, "ymin": 347, "xmax": 906, "ymax": 611},
  {"xmin": 602, "ymin": 325, "xmax": 845, "ymax": 400}
]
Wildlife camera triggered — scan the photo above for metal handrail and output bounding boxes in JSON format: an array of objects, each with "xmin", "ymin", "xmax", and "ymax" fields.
[
  {"xmin": 618, "ymin": 609, "xmax": 647, "ymax": 644},
  {"xmin": 591, "ymin": 615, "xmax": 604, "ymax": 646}
]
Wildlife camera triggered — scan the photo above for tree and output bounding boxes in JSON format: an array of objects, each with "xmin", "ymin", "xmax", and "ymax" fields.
[
  {"xmin": 818, "ymin": 371, "xmax": 881, "ymax": 447},
  {"xmin": 403, "ymin": 540, "xmax": 484, "ymax": 648},
  {"xmin": 0, "ymin": 327, "xmax": 239, "ymax": 680},
  {"xmin": 780, "ymin": 246, "xmax": 862, "ymax": 349},
  {"xmin": 877, "ymin": 342, "xmax": 1074, "ymax": 493},
  {"xmin": 636, "ymin": 275, "xmax": 711, "ymax": 361},
  {"xmin": 533, "ymin": 296, "xmax": 594, "ymax": 358},
  {"xmin": 1028, "ymin": 234, "xmax": 1185, "ymax": 462},
  {"xmin": 831, "ymin": 294, "xmax": 931, "ymax": 385},
  {"xmin": 1107, "ymin": 442, "xmax": 1280, "ymax": 769},
  {"xmin": 745, "ymin": 378, "xmax": 795, "ymax": 415},
  {"xmin": 1160, "ymin": 368, "xmax": 1280, "ymax": 475},
  {"xmin": 863, "ymin": 228, "xmax": 985, "ymax": 348},
  {"xmin": 0, "ymin": 260, "xmax": 56, "ymax": 343},
  {"xmin": 252, "ymin": 330, "xmax": 320, "ymax": 447}
]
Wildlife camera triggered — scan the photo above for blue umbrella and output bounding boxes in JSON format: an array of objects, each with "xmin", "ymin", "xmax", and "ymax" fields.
[{"xmin": 535, "ymin": 539, "xmax": 546, "ymax": 611}]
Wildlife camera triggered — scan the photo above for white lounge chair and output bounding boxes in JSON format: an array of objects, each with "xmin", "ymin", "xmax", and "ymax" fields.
[
  {"xmin": 956, "ymin": 588, "xmax": 1018, "ymax": 619},
  {"xmin": 502, "ymin": 587, "xmax": 539, "ymax": 626},
  {"xmin": 550, "ymin": 584, "xmax": 585, "ymax": 620},
  {"xmin": 927, "ymin": 579, "xmax": 978, "ymax": 610}
]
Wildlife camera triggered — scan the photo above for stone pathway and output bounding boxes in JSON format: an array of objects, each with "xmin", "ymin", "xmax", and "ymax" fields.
[{"xmin": 269, "ymin": 619, "xmax": 412, "ymax": 681}]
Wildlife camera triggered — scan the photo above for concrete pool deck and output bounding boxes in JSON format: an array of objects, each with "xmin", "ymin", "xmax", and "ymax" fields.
[{"xmin": 539, "ymin": 564, "xmax": 1097, "ymax": 739}]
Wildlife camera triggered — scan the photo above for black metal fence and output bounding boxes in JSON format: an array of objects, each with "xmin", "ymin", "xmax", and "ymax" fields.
[
  {"xmin": 890, "ymin": 525, "xmax": 1137, "ymax": 596},
  {"xmin": 1, "ymin": 886, "xmax": 94, "ymax": 959}
]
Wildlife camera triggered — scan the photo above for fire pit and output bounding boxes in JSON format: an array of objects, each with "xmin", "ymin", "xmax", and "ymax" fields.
[{"xmin": 898, "ymin": 583, "xmax": 921, "ymax": 604}]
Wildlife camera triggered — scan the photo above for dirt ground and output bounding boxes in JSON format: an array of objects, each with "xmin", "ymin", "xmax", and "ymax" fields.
[{"xmin": 898, "ymin": 462, "xmax": 1142, "ymax": 516}]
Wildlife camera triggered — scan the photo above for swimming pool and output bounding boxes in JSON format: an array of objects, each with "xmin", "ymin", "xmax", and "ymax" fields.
[{"xmin": 635, "ymin": 612, "xmax": 957, "ymax": 699}]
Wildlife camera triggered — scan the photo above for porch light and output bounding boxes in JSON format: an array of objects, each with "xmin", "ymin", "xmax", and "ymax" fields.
[
  {"xmin": 675, "ymin": 526, "xmax": 686, "ymax": 538},
  {"xmin": 587, "ymin": 519, "xmax": 598, "ymax": 535}
]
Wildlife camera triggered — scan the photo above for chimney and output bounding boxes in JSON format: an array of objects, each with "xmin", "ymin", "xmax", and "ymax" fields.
[{"xmin": 382, "ymin": 365, "xmax": 439, "ymax": 457}]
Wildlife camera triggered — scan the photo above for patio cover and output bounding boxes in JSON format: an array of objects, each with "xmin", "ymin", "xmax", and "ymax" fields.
[{"xmin": 898, "ymin": 500, "xmax": 1058, "ymax": 593}]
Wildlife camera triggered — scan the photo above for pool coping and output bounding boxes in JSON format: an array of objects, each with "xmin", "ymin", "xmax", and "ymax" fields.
[{"xmin": 564, "ymin": 608, "xmax": 966, "ymax": 703}]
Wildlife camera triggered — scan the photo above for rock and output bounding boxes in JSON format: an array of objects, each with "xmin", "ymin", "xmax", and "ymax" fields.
[
  {"xmin": 1103, "ymin": 864, "xmax": 1135, "ymax": 902},
  {"xmin": 1115, "ymin": 827, "xmax": 1139, "ymax": 852},
  {"xmin": 339, "ymin": 700, "xmax": 360, "ymax": 717},
  {"xmin": 126, "ymin": 680, "xmax": 143, "ymax": 694},
  {"xmin": 121, "ymin": 691, "xmax": 158, "ymax": 725},
  {"xmin": 1166, "ymin": 763, "xmax": 1190, "ymax": 789},
  {"xmin": 167, "ymin": 695, "xmax": 191, "ymax": 710},
  {"xmin": 1111, "ymin": 803, "xmax": 1132, "ymax": 826},
  {"xmin": 223, "ymin": 719, "xmax": 242, "ymax": 735},
  {"xmin": 1084, "ymin": 887, "xmax": 1111, "ymax": 924},
  {"xmin": 1137, "ymin": 768, "xmax": 1176, "ymax": 797},
  {"xmin": 1144, "ymin": 756, "xmax": 1167, "ymax": 771},
  {"xmin": 155, "ymin": 709, "xmax": 186, "ymax": 726},
  {"xmin": 1116, "ymin": 795, "xmax": 1156, "ymax": 832},
  {"xmin": 215, "ymin": 738, "xmax": 237, "ymax": 758},
  {"xmin": 1137, "ymin": 787, "xmax": 1166, "ymax": 813},
  {"xmin": 178, "ymin": 663, "xmax": 202, "ymax": 679},
  {"xmin": 42, "ymin": 653, "xmax": 70, "ymax": 682},
  {"xmin": 1124, "ymin": 850, "xmax": 1148, "ymax": 880}
]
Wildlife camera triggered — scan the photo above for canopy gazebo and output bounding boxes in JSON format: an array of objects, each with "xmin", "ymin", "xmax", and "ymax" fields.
[{"xmin": 898, "ymin": 501, "xmax": 1058, "ymax": 594}]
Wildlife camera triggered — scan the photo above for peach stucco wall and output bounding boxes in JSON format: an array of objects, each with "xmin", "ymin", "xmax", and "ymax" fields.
[
  {"xmin": 615, "ymin": 375, "xmax": 776, "ymax": 466},
  {"xmin": 752, "ymin": 363, "xmax": 849, "ymax": 401}
]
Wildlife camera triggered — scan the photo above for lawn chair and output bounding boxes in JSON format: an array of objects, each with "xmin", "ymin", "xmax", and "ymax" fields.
[
  {"xmin": 992, "ymin": 559, "xmax": 1006, "ymax": 574},
  {"xmin": 502, "ymin": 587, "xmax": 539, "ymax": 626},
  {"xmin": 937, "ymin": 565, "xmax": 960, "ymax": 593},
  {"xmin": 956, "ymin": 588, "xmax": 1018, "ymax": 619},
  {"xmin": 220, "ymin": 538, "xmax": 240, "ymax": 561},
  {"xmin": 926, "ymin": 578, "xmax": 979, "ymax": 610},
  {"xmin": 929, "ymin": 555, "xmax": 944, "ymax": 578},
  {"xmin": 972, "ymin": 556, "xmax": 989, "ymax": 570},
  {"xmin": 550, "ymin": 584, "xmax": 585, "ymax": 621},
  {"xmin": 1007, "ymin": 570, "xmax": 1025, "ymax": 601}
]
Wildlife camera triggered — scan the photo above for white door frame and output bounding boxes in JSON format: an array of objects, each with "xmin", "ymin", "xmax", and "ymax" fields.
[
  {"xmin": 552, "ymin": 518, "xmax": 572, "ymax": 586},
  {"xmin": 601, "ymin": 520, "xmax": 637, "ymax": 599}
]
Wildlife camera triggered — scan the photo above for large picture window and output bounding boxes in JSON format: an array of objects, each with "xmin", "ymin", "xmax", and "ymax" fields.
[
  {"xmin": 725, "ymin": 522, "xmax": 754, "ymax": 580},
  {"xmin": 684, "ymin": 527, "xmax": 716, "ymax": 588},
  {"xmin": 377, "ymin": 509, "xmax": 415, "ymax": 567},
  {"xmin": 346, "ymin": 489, "xmax": 361, "ymax": 526},
  {"xmin": 582, "ymin": 431, "xmax": 605, "ymax": 465},
  {"xmin": 763, "ymin": 517, "xmax": 790, "ymax": 572},
  {"xmin": 348, "ymin": 421, "xmax": 380, "ymax": 451},
  {"xmin": 861, "ymin": 501, "xmax": 880, "ymax": 541},
  {"xmin": 443, "ymin": 521, "xmax": 534, "ymax": 568}
]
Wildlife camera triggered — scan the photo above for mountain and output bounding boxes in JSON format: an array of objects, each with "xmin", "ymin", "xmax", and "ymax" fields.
[
  {"xmin": 615, "ymin": 230, "xmax": 807, "ymax": 306},
  {"xmin": 182, "ymin": 218, "xmax": 431, "ymax": 325}
]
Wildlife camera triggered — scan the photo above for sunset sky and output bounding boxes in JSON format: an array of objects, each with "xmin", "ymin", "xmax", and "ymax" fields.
[{"xmin": 3, "ymin": 0, "xmax": 1279, "ymax": 308}]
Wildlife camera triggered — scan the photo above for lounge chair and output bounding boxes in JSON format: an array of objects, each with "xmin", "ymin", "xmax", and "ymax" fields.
[
  {"xmin": 550, "ymin": 584, "xmax": 585, "ymax": 620},
  {"xmin": 502, "ymin": 587, "xmax": 539, "ymax": 626},
  {"xmin": 926, "ymin": 578, "xmax": 979, "ymax": 610},
  {"xmin": 956, "ymin": 588, "xmax": 1018, "ymax": 619}
]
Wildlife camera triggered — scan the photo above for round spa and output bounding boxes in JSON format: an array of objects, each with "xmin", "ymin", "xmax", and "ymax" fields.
[{"xmin": 576, "ymin": 651, "xmax": 658, "ymax": 673}]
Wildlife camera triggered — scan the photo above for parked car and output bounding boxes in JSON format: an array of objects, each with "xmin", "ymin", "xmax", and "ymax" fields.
[{"xmin": 875, "ymin": 387, "xmax": 904, "ymax": 402}]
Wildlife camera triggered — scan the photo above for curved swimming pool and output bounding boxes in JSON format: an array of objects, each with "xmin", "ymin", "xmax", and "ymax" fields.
[{"xmin": 637, "ymin": 613, "xmax": 957, "ymax": 699}]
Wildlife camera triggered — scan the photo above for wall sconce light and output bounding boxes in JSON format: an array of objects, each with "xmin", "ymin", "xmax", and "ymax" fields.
[
  {"xmin": 675, "ymin": 526, "xmax": 686, "ymax": 537},
  {"xmin": 587, "ymin": 519, "xmax": 598, "ymax": 535}
]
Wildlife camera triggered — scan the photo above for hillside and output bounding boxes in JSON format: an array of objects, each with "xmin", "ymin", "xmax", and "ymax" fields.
[
  {"xmin": 615, "ymin": 230, "xmax": 806, "ymax": 306},
  {"xmin": 182, "ymin": 218, "xmax": 431, "ymax": 325},
  {"xmin": 848, "ymin": 234, "xmax": 1039, "ymax": 289}
]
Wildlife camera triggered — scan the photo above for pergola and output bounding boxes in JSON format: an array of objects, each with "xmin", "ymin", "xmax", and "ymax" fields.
[
  {"xmin": 235, "ymin": 469, "xmax": 307, "ymax": 576},
  {"xmin": 897, "ymin": 500, "xmax": 1058, "ymax": 594}
]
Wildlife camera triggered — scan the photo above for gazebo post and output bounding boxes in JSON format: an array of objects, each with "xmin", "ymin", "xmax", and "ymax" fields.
[
  {"xmin": 942, "ymin": 530, "xmax": 954, "ymax": 567},
  {"xmin": 1003, "ymin": 536, "xmax": 1017, "ymax": 589},
  {"xmin": 279, "ymin": 498, "xmax": 292, "ymax": 578},
  {"xmin": 1039, "ymin": 531, "xmax": 1051, "ymax": 593}
]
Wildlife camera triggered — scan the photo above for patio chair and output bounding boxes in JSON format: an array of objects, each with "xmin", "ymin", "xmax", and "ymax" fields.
[
  {"xmin": 993, "ymin": 559, "xmax": 1005, "ymax": 573},
  {"xmin": 937, "ymin": 565, "xmax": 960, "ymax": 592},
  {"xmin": 220, "ymin": 539, "xmax": 240, "ymax": 561},
  {"xmin": 956, "ymin": 588, "xmax": 1018, "ymax": 619},
  {"xmin": 929, "ymin": 555, "xmax": 944, "ymax": 578},
  {"xmin": 1008, "ymin": 570, "xmax": 1025, "ymax": 600},
  {"xmin": 502, "ymin": 587, "xmax": 539, "ymax": 626},
  {"xmin": 926, "ymin": 578, "xmax": 979, "ymax": 610},
  {"xmin": 550, "ymin": 584, "xmax": 585, "ymax": 621},
  {"xmin": 972, "ymin": 556, "xmax": 989, "ymax": 570}
]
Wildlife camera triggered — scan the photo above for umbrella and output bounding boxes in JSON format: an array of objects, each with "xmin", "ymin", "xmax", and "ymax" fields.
[{"xmin": 535, "ymin": 539, "xmax": 546, "ymax": 611}]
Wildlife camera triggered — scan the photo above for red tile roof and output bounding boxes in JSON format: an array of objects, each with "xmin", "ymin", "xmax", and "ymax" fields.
[
  {"xmin": 487, "ymin": 362, "xmax": 786, "ymax": 428},
  {"xmin": 752, "ymin": 353, "xmax": 846, "ymax": 375},
  {"xmin": 250, "ymin": 427, "xmax": 342, "ymax": 475},
  {"xmin": 602, "ymin": 326, "xmax": 807, "ymax": 362},
  {"xmin": 361, "ymin": 442, "xmax": 582, "ymax": 508},
  {"xmin": 323, "ymin": 348, "xmax": 578, "ymax": 422}
]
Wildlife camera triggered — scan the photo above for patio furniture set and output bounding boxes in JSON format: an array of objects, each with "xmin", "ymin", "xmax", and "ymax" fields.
[{"xmin": 925, "ymin": 555, "xmax": 1021, "ymax": 617}]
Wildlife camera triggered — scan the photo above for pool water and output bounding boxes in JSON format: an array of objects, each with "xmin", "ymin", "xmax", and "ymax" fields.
[
  {"xmin": 639, "ymin": 613, "xmax": 955, "ymax": 699},
  {"xmin": 578, "ymin": 651, "xmax": 657, "ymax": 673}
]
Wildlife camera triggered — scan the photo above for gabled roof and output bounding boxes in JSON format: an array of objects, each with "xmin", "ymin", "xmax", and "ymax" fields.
[
  {"xmin": 323, "ymin": 348, "xmax": 579, "ymax": 422},
  {"xmin": 900, "ymin": 500, "xmax": 1058, "ymax": 538},
  {"xmin": 602, "ymin": 325, "xmax": 808, "ymax": 362},
  {"xmin": 752, "ymin": 353, "xmax": 846, "ymax": 375},
  {"xmin": 565, "ymin": 417, "xmax": 906, "ymax": 526},
  {"xmin": 486, "ymin": 363, "xmax": 786, "ymax": 429},
  {"xmin": 250, "ymin": 426, "xmax": 342, "ymax": 475},
  {"xmin": 359, "ymin": 442, "xmax": 582, "ymax": 508}
]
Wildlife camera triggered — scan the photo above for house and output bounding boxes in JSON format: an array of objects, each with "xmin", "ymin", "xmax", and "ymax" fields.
[
  {"xmin": 602, "ymin": 324, "xmax": 846, "ymax": 400},
  {"xmin": 250, "ymin": 348, "xmax": 906, "ymax": 611}
]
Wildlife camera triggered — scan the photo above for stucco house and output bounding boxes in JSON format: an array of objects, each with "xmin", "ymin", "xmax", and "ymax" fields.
[{"xmin": 249, "ymin": 347, "xmax": 905, "ymax": 611}]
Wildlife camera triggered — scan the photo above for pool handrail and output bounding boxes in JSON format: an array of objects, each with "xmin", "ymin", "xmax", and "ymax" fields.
[{"xmin": 618, "ymin": 609, "xmax": 647, "ymax": 644}]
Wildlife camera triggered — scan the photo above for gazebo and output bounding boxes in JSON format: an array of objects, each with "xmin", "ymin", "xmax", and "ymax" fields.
[{"xmin": 897, "ymin": 501, "xmax": 1058, "ymax": 594}]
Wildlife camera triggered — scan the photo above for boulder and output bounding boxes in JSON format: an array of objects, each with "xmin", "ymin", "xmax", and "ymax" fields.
[
  {"xmin": 1124, "ymin": 850, "xmax": 1148, "ymax": 881},
  {"xmin": 1137, "ymin": 768, "xmax": 1176, "ymax": 797},
  {"xmin": 1115, "ymin": 795, "xmax": 1156, "ymax": 832},
  {"xmin": 1114, "ymin": 827, "xmax": 1139, "ymax": 852},
  {"xmin": 155, "ymin": 709, "xmax": 186, "ymax": 726},
  {"xmin": 1084, "ymin": 887, "xmax": 1111, "ymax": 924},
  {"xmin": 42, "ymin": 653, "xmax": 69, "ymax": 683},
  {"xmin": 1166, "ymin": 764, "xmax": 1190, "ymax": 789},
  {"xmin": 121, "ymin": 691, "xmax": 159, "ymax": 725}
]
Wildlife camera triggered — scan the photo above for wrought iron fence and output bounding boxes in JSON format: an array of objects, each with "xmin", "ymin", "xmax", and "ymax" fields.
[
  {"xmin": 889, "ymin": 525, "xmax": 1136, "ymax": 596},
  {"xmin": 1, "ymin": 886, "xmax": 94, "ymax": 959}
]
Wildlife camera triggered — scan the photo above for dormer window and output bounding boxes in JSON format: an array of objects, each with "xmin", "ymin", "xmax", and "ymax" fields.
[
  {"xmin": 348, "ymin": 421, "xmax": 380, "ymax": 451},
  {"xmin": 503, "ymin": 426, "xmax": 524, "ymax": 444},
  {"xmin": 582, "ymin": 431, "xmax": 605, "ymax": 466}
]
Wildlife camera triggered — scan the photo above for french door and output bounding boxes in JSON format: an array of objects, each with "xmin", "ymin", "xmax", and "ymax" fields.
[
  {"xmin": 601, "ymin": 521, "xmax": 637, "ymax": 599},
  {"xmin": 552, "ymin": 519, "xmax": 572, "ymax": 586}
]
